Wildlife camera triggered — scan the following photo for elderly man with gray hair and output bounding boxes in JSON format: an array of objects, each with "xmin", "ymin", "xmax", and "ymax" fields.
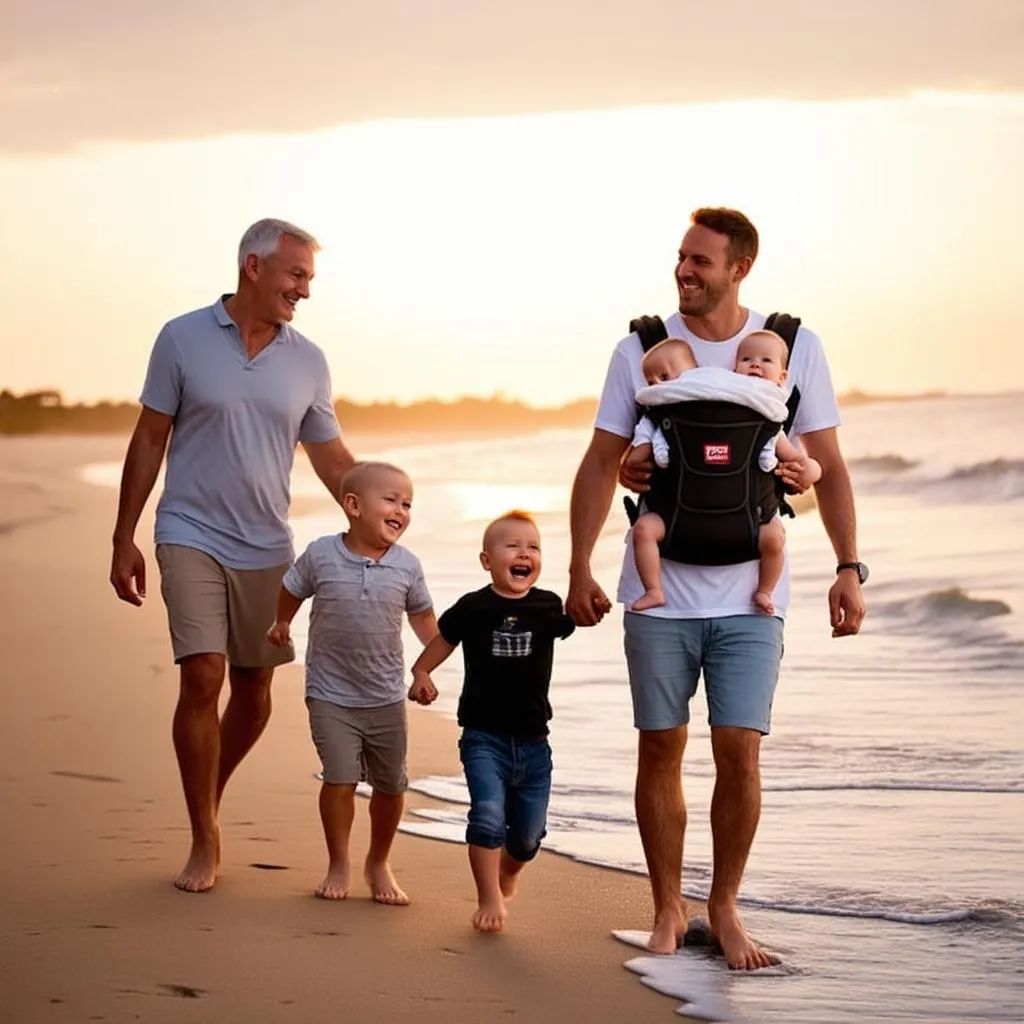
[{"xmin": 110, "ymin": 218, "xmax": 355, "ymax": 892}]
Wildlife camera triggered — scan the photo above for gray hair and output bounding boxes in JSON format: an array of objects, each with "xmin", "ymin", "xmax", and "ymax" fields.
[{"xmin": 237, "ymin": 218, "xmax": 320, "ymax": 268}]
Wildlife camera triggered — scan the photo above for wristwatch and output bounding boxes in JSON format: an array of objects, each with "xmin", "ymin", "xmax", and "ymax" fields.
[{"xmin": 836, "ymin": 561, "xmax": 869, "ymax": 584}]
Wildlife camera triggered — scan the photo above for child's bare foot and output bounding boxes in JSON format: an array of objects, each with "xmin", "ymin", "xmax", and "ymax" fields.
[
  {"xmin": 631, "ymin": 587, "xmax": 665, "ymax": 611},
  {"xmin": 753, "ymin": 591, "xmax": 775, "ymax": 616},
  {"xmin": 365, "ymin": 860, "xmax": 409, "ymax": 906},
  {"xmin": 315, "ymin": 863, "xmax": 351, "ymax": 900},
  {"xmin": 472, "ymin": 895, "xmax": 508, "ymax": 932},
  {"xmin": 174, "ymin": 829, "xmax": 220, "ymax": 893},
  {"xmin": 498, "ymin": 854, "xmax": 522, "ymax": 901}
]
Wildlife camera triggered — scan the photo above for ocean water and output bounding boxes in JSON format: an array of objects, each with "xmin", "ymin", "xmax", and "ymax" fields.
[{"xmin": 83, "ymin": 393, "xmax": 1024, "ymax": 1023}]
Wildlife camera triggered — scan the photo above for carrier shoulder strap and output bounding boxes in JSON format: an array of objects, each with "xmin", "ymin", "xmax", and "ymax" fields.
[
  {"xmin": 629, "ymin": 315, "xmax": 669, "ymax": 352},
  {"xmin": 763, "ymin": 312, "xmax": 801, "ymax": 435},
  {"xmin": 623, "ymin": 314, "xmax": 669, "ymax": 525}
]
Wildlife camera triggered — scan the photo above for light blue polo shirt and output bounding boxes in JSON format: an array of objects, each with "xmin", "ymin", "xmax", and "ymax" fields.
[{"xmin": 141, "ymin": 296, "xmax": 341, "ymax": 570}]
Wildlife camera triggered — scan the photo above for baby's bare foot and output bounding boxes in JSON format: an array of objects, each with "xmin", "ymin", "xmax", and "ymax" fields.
[
  {"xmin": 315, "ymin": 863, "xmax": 351, "ymax": 900},
  {"xmin": 631, "ymin": 588, "xmax": 666, "ymax": 612},
  {"xmin": 753, "ymin": 591, "xmax": 775, "ymax": 616},
  {"xmin": 472, "ymin": 895, "xmax": 508, "ymax": 933},
  {"xmin": 365, "ymin": 860, "xmax": 409, "ymax": 906}
]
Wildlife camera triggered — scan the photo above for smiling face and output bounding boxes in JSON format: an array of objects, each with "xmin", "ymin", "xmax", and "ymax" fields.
[
  {"xmin": 735, "ymin": 330, "xmax": 789, "ymax": 384},
  {"xmin": 674, "ymin": 222, "xmax": 749, "ymax": 318},
  {"xmin": 242, "ymin": 233, "xmax": 316, "ymax": 324},
  {"xmin": 341, "ymin": 465, "xmax": 414, "ymax": 555},
  {"xmin": 480, "ymin": 515, "xmax": 541, "ymax": 598}
]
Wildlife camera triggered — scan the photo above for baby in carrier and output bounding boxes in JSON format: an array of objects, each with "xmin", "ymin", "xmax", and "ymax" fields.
[{"xmin": 628, "ymin": 331, "xmax": 821, "ymax": 615}]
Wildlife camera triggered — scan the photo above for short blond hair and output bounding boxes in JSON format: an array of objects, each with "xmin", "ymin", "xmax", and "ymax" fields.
[
  {"xmin": 339, "ymin": 460, "xmax": 410, "ymax": 501},
  {"xmin": 482, "ymin": 509, "xmax": 538, "ymax": 550}
]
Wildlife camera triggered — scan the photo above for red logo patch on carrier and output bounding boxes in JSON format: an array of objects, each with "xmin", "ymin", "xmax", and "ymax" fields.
[{"xmin": 703, "ymin": 443, "xmax": 731, "ymax": 465}]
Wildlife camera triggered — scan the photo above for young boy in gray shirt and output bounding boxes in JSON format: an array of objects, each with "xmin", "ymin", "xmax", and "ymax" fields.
[{"xmin": 267, "ymin": 461, "xmax": 437, "ymax": 905}]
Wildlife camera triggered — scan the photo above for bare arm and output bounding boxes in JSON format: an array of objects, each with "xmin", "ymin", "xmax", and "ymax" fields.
[
  {"xmin": 109, "ymin": 407, "xmax": 173, "ymax": 605},
  {"xmin": 267, "ymin": 586, "xmax": 304, "ymax": 647},
  {"xmin": 567, "ymin": 429, "xmax": 630, "ymax": 625},
  {"xmin": 775, "ymin": 433, "xmax": 822, "ymax": 487},
  {"xmin": 407, "ymin": 609, "xmax": 439, "ymax": 648},
  {"xmin": 302, "ymin": 437, "xmax": 357, "ymax": 503},
  {"xmin": 801, "ymin": 427, "xmax": 866, "ymax": 636}
]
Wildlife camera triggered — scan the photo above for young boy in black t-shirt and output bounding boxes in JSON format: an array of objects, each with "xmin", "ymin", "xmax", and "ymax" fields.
[{"xmin": 408, "ymin": 510, "xmax": 575, "ymax": 933}]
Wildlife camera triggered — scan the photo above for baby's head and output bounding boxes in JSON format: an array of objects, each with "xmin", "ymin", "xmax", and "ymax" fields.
[
  {"xmin": 339, "ymin": 461, "xmax": 414, "ymax": 547},
  {"xmin": 480, "ymin": 509, "xmax": 541, "ymax": 598},
  {"xmin": 641, "ymin": 337, "xmax": 698, "ymax": 385},
  {"xmin": 735, "ymin": 330, "xmax": 789, "ymax": 385}
]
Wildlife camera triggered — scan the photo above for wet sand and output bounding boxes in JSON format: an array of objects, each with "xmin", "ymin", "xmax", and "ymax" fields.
[{"xmin": 0, "ymin": 435, "xmax": 687, "ymax": 1024}]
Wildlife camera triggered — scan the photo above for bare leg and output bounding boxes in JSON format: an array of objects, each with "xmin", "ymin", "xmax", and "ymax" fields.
[
  {"xmin": 215, "ymin": 665, "xmax": 273, "ymax": 807},
  {"xmin": 707, "ymin": 727, "xmax": 776, "ymax": 970},
  {"xmin": 364, "ymin": 790, "xmax": 409, "ymax": 905},
  {"xmin": 635, "ymin": 727, "xmax": 689, "ymax": 953},
  {"xmin": 498, "ymin": 849, "xmax": 526, "ymax": 901},
  {"xmin": 316, "ymin": 782, "xmax": 356, "ymax": 899},
  {"xmin": 753, "ymin": 519, "xmax": 786, "ymax": 616},
  {"xmin": 631, "ymin": 513, "xmax": 667, "ymax": 611},
  {"xmin": 468, "ymin": 845, "xmax": 507, "ymax": 932},
  {"xmin": 171, "ymin": 653, "xmax": 226, "ymax": 892}
]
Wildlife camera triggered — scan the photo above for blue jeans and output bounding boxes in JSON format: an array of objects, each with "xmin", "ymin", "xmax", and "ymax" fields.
[
  {"xmin": 623, "ymin": 612, "xmax": 784, "ymax": 734},
  {"xmin": 458, "ymin": 729, "xmax": 552, "ymax": 862}
]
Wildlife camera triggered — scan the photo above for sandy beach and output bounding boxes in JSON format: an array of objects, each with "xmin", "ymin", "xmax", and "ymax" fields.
[{"xmin": 0, "ymin": 435, "xmax": 684, "ymax": 1024}]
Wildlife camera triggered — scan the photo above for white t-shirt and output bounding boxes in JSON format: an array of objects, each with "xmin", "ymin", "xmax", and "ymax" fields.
[{"xmin": 594, "ymin": 309, "xmax": 841, "ymax": 619}]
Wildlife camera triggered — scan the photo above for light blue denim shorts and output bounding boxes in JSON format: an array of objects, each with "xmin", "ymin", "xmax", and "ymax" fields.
[{"xmin": 623, "ymin": 612, "xmax": 784, "ymax": 734}]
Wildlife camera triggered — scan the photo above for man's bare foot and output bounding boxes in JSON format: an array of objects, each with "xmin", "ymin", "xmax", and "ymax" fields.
[
  {"xmin": 174, "ymin": 832, "xmax": 220, "ymax": 893},
  {"xmin": 631, "ymin": 587, "xmax": 666, "ymax": 612},
  {"xmin": 708, "ymin": 901, "xmax": 778, "ymax": 970},
  {"xmin": 647, "ymin": 906, "xmax": 688, "ymax": 954},
  {"xmin": 315, "ymin": 864, "xmax": 351, "ymax": 900},
  {"xmin": 472, "ymin": 895, "xmax": 508, "ymax": 932},
  {"xmin": 752, "ymin": 591, "xmax": 775, "ymax": 616},
  {"xmin": 364, "ymin": 860, "xmax": 409, "ymax": 906}
]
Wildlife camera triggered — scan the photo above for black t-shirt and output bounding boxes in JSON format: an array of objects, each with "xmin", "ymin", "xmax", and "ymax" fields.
[{"xmin": 438, "ymin": 586, "xmax": 576, "ymax": 738}]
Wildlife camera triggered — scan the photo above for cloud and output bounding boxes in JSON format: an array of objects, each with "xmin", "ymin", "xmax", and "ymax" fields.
[{"xmin": 3, "ymin": 0, "xmax": 1023, "ymax": 154}]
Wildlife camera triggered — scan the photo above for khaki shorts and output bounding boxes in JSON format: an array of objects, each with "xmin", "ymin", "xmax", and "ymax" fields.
[
  {"xmin": 307, "ymin": 698, "xmax": 408, "ymax": 794},
  {"xmin": 156, "ymin": 543, "xmax": 295, "ymax": 669}
]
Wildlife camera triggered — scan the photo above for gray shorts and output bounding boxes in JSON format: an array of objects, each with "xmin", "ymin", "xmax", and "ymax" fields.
[
  {"xmin": 623, "ymin": 612, "xmax": 784, "ymax": 734},
  {"xmin": 156, "ymin": 543, "xmax": 294, "ymax": 669},
  {"xmin": 307, "ymin": 697, "xmax": 408, "ymax": 794}
]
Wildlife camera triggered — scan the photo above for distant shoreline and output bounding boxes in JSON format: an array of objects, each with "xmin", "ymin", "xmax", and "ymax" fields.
[{"xmin": 0, "ymin": 386, "xmax": 1006, "ymax": 437}]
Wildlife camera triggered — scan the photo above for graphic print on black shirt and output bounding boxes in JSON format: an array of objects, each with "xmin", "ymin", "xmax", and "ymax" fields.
[
  {"xmin": 437, "ymin": 586, "xmax": 575, "ymax": 738},
  {"xmin": 492, "ymin": 615, "xmax": 532, "ymax": 658}
]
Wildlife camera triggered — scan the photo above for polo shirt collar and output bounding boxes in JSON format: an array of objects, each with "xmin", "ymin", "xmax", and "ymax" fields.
[{"xmin": 213, "ymin": 294, "xmax": 292, "ymax": 346}]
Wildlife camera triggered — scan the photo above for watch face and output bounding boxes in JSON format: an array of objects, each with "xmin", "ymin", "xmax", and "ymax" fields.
[{"xmin": 857, "ymin": 562, "xmax": 869, "ymax": 584}]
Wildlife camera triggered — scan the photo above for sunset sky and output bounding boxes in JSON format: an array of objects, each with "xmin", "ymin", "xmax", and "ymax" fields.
[{"xmin": 3, "ymin": 1, "xmax": 1022, "ymax": 407}]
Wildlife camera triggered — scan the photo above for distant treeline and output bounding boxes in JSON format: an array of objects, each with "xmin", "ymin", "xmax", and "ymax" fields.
[{"xmin": 0, "ymin": 389, "xmax": 597, "ymax": 436}]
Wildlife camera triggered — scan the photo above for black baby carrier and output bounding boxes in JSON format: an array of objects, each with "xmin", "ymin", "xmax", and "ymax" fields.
[{"xmin": 624, "ymin": 313, "xmax": 802, "ymax": 566}]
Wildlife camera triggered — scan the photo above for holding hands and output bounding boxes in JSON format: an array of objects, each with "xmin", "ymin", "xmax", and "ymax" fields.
[
  {"xmin": 408, "ymin": 671, "xmax": 439, "ymax": 706},
  {"xmin": 266, "ymin": 620, "xmax": 292, "ymax": 648}
]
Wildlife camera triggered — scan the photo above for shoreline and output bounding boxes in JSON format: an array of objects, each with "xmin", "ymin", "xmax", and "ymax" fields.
[{"xmin": 0, "ymin": 434, "xmax": 695, "ymax": 1024}]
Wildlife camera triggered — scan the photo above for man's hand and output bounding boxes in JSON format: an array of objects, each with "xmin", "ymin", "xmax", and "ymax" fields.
[
  {"xmin": 266, "ymin": 621, "xmax": 292, "ymax": 648},
  {"xmin": 110, "ymin": 539, "xmax": 147, "ymax": 606},
  {"xmin": 408, "ymin": 674, "xmax": 438, "ymax": 705},
  {"xmin": 619, "ymin": 445, "xmax": 653, "ymax": 494},
  {"xmin": 829, "ymin": 572, "xmax": 866, "ymax": 637},
  {"xmin": 567, "ymin": 569, "xmax": 613, "ymax": 627}
]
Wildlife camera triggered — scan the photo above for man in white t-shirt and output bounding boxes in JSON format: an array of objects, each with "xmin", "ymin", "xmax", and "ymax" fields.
[{"xmin": 567, "ymin": 207, "xmax": 867, "ymax": 970}]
